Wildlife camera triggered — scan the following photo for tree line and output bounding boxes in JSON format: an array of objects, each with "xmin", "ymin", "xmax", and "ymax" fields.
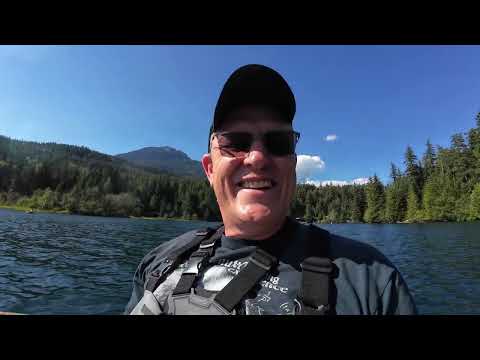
[
  {"xmin": 1, "ymin": 111, "xmax": 480, "ymax": 223},
  {"xmin": 0, "ymin": 135, "xmax": 221, "ymax": 220},
  {"xmin": 292, "ymin": 112, "xmax": 480, "ymax": 223}
]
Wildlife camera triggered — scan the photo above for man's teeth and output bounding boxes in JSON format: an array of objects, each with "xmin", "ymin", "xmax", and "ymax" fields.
[{"xmin": 240, "ymin": 180, "xmax": 272, "ymax": 189}]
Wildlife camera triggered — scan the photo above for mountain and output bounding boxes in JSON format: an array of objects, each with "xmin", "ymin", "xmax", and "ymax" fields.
[
  {"xmin": 0, "ymin": 134, "xmax": 220, "ymax": 220},
  {"xmin": 115, "ymin": 146, "xmax": 205, "ymax": 178},
  {"xmin": 0, "ymin": 134, "xmax": 163, "ymax": 176}
]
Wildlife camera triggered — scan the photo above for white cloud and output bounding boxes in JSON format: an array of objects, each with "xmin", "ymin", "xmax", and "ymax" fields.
[
  {"xmin": 305, "ymin": 179, "xmax": 347, "ymax": 187},
  {"xmin": 304, "ymin": 177, "xmax": 370, "ymax": 187},
  {"xmin": 351, "ymin": 177, "xmax": 370, "ymax": 185},
  {"xmin": 296, "ymin": 155, "xmax": 326, "ymax": 182},
  {"xmin": 325, "ymin": 134, "xmax": 338, "ymax": 142}
]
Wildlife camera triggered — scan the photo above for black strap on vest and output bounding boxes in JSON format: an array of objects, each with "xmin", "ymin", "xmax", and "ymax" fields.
[
  {"xmin": 214, "ymin": 249, "xmax": 277, "ymax": 313},
  {"xmin": 297, "ymin": 224, "xmax": 333, "ymax": 315},
  {"xmin": 172, "ymin": 234, "xmax": 220, "ymax": 295},
  {"xmin": 145, "ymin": 225, "xmax": 223, "ymax": 292},
  {"xmin": 146, "ymin": 220, "xmax": 333, "ymax": 315}
]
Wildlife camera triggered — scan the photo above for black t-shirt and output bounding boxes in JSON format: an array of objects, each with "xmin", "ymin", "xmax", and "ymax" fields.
[{"xmin": 125, "ymin": 218, "xmax": 417, "ymax": 315}]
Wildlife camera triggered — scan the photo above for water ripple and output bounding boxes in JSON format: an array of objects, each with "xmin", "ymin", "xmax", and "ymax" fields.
[
  {"xmin": 1, "ymin": 208, "xmax": 478, "ymax": 314},
  {"xmin": 0, "ymin": 209, "xmax": 212, "ymax": 314}
]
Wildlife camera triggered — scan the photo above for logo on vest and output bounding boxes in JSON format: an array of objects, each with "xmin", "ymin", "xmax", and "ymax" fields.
[
  {"xmin": 218, "ymin": 259, "xmax": 249, "ymax": 275},
  {"xmin": 260, "ymin": 276, "xmax": 288, "ymax": 294}
]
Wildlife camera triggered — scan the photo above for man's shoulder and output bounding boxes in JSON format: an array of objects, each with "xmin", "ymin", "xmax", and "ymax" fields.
[
  {"xmin": 308, "ymin": 224, "xmax": 396, "ymax": 273},
  {"xmin": 135, "ymin": 228, "xmax": 203, "ymax": 282},
  {"xmin": 306, "ymin": 225, "xmax": 416, "ymax": 315},
  {"xmin": 330, "ymin": 233, "xmax": 391, "ymax": 266}
]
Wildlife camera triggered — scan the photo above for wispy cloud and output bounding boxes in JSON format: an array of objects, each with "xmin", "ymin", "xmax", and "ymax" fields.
[
  {"xmin": 325, "ymin": 134, "xmax": 337, "ymax": 142},
  {"xmin": 296, "ymin": 154, "xmax": 325, "ymax": 182},
  {"xmin": 304, "ymin": 177, "xmax": 370, "ymax": 187}
]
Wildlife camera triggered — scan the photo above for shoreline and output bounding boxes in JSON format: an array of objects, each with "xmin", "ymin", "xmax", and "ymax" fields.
[
  {"xmin": 128, "ymin": 215, "xmax": 200, "ymax": 222},
  {"xmin": 0, "ymin": 205, "xmax": 70, "ymax": 215},
  {"xmin": 0, "ymin": 205, "xmax": 475, "ymax": 224},
  {"xmin": 0, "ymin": 205, "xmax": 198, "ymax": 222}
]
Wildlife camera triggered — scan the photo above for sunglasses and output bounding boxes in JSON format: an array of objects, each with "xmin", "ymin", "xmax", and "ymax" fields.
[{"xmin": 211, "ymin": 130, "xmax": 300, "ymax": 157}]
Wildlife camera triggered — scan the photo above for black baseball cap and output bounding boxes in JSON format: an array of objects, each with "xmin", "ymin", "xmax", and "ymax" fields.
[{"xmin": 208, "ymin": 64, "xmax": 296, "ymax": 151}]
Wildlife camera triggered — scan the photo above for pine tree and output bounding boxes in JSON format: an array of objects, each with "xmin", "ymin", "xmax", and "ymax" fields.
[
  {"xmin": 305, "ymin": 191, "xmax": 316, "ymax": 221},
  {"xmin": 404, "ymin": 145, "xmax": 422, "ymax": 194},
  {"xmin": 305, "ymin": 203, "xmax": 314, "ymax": 222},
  {"xmin": 351, "ymin": 196, "xmax": 362, "ymax": 222},
  {"xmin": 390, "ymin": 163, "xmax": 401, "ymax": 182},
  {"xmin": 422, "ymin": 140, "xmax": 436, "ymax": 181},
  {"xmin": 451, "ymin": 133, "xmax": 468, "ymax": 153},
  {"xmin": 315, "ymin": 199, "xmax": 326, "ymax": 222},
  {"xmin": 423, "ymin": 166, "xmax": 456, "ymax": 222},
  {"xmin": 364, "ymin": 175, "xmax": 385, "ymax": 223},
  {"xmin": 405, "ymin": 146, "xmax": 419, "ymax": 178},
  {"xmin": 469, "ymin": 183, "xmax": 480, "ymax": 220},
  {"xmin": 406, "ymin": 182, "xmax": 420, "ymax": 222}
]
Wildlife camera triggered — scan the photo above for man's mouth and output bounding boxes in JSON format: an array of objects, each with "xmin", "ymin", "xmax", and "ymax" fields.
[{"xmin": 237, "ymin": 179, "xmax": 276, "ymax": 190}]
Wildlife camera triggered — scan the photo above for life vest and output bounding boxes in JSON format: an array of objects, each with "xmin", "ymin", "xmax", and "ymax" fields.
[{"xmin": 130, "ymin": 222, "xmax": 334, "ymax": 315}]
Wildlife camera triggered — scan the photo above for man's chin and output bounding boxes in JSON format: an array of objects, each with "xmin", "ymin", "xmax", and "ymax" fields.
[{"xmin": 237, "ymin": 203, "xmax": 275, "ymax": 222}]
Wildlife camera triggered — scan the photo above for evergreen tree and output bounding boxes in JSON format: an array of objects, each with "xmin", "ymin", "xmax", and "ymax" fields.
[
  {"xmin": 351, "ymin": 186, "xmax": 366, "ymax": 222},
  {"xmin": 469, "ymin": 183, "xmax": 480, "ymax": 220},
  {"xmin": 406, "ymin": 182, "xmax": 420, "ymax": 222},
  {"xmin": 306, "ymin": 191, "xmax": 316, "ymax": 219},
  {"xmin": 390, "ymin": 163, "xmax": 401, "ymax": 182},
  {"xmin": 451, "ymin": 133, "xmax": 468, "ymax": 153},
  {"xmin": 404, "ymin": 145, "xmax": 422, "ymax": 195},
  {"xmin": 385, "ymin": 178, "xmax": 408, "ymax": 223},
  {"xmin": 422, "ymin": 168, "xmax": 456, "ymax": 222},
  {"xmin": 364, "ymin": 175, "xmax": 385, "ymax": 223},
  {"xmin": 422, "ymin": 140, "xmax": 436, "ymax": 181},
  {"xmin": 305, "ymin": 203, "xmax": 314, "ymax": 222}
]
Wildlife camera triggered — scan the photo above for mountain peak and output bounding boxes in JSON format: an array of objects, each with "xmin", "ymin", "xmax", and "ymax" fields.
[
  {"xmin": 140, "ymin": 146, "xmax": 179, "ymax": 152},
  {"xmin": 115, "ymin": 146, "xmax": 204, "ymax": 178},
  {"xmin": 160, "ymin": 146, "xmax": 177, "ymax": 152}
]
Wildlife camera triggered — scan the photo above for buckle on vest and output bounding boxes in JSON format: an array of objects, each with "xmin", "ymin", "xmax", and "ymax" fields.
[
  {"xmin": 199, "ymin": 241, "xmax": 216, "ymax": 249},
  {"xmin": 183, "ymin": 254, "xmax": 209, "ymax": 275},
  {"xmin": 300, "ymin": 257, "xmax": 332, "ymax": 274},
  {"xmin": 313, "ymin": 304, "xmax": 329, "ymax": 314},
  {"xmin": 195, "ymin": 227, "xmax": 215, "ymax": 236},
  {"xmin": 249, "ymin": 249, "xmax": 276, "ymax": 271},
  {"xmin": 295, "ymin": 299, "xmax": 330, "ymax": 315}
]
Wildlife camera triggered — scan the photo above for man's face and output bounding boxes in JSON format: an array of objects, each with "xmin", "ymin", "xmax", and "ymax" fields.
[{"xmin": 202, "ymin": 106, "xmax": 297, "ymax": 237}]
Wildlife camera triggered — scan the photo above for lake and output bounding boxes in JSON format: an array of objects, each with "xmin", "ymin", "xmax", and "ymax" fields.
[{"xmin": 0, "ymin": 208, "xmax": 478, "ymax": 315}]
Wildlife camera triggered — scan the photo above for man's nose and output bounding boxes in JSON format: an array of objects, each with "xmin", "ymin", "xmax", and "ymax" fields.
[{"xmin": 243, "ymin": 140, "xmax": 270, "ymax": 169}]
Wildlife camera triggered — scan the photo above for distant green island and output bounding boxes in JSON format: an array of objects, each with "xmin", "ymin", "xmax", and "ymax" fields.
[{"xmin": 1, "ymin": 111, "xmax": 480, "ymax": 224}]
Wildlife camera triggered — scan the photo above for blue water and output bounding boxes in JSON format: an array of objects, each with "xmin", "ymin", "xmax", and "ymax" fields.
[{"xmin": 0, "ymin": 208, "xmax": 478, "ymax": 314}]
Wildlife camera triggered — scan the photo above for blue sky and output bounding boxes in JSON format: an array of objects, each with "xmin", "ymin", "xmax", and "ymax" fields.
[{"xmin": 1, "ymin": 45, "xmax": 479, "ymax": 185}]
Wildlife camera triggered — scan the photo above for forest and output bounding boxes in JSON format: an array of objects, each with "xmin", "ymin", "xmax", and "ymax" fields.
[{"xmin": 1, "ymin": 112, "xmax": 480, "ymax": 223}]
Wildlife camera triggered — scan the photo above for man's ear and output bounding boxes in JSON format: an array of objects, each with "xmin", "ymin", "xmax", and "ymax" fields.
[{"xmin": 201, "ymin": 153, "xmax": 214, "ymax": 186}]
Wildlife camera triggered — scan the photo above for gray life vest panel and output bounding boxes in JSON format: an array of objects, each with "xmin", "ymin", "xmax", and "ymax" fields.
[
  {"xmin": 130, "ymin": 221, "xmax": 333, "ymax": 315},
  {"xmin": 164, "ymin": 290, "xmax": 235, "ymax": 315}
]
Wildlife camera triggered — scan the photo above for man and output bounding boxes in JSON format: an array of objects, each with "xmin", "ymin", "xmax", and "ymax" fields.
[{"xmin": 125, "ymin": 64, "xmax": 417, "ymax": 315}]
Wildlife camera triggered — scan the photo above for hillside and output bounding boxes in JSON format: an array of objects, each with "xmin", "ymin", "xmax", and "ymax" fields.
[{"xmin": 116, "ymin": 146, "xmax": 204, "ymax": 178}]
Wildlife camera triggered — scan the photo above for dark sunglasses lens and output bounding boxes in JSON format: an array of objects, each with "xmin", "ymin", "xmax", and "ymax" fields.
[
  {"xmin": 218, "ymin": 132, "xmax": 252, "ymax": 154},
  {"xmin": 265, "ymin": 131, "xmax": 295, "ymax": 156}
]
